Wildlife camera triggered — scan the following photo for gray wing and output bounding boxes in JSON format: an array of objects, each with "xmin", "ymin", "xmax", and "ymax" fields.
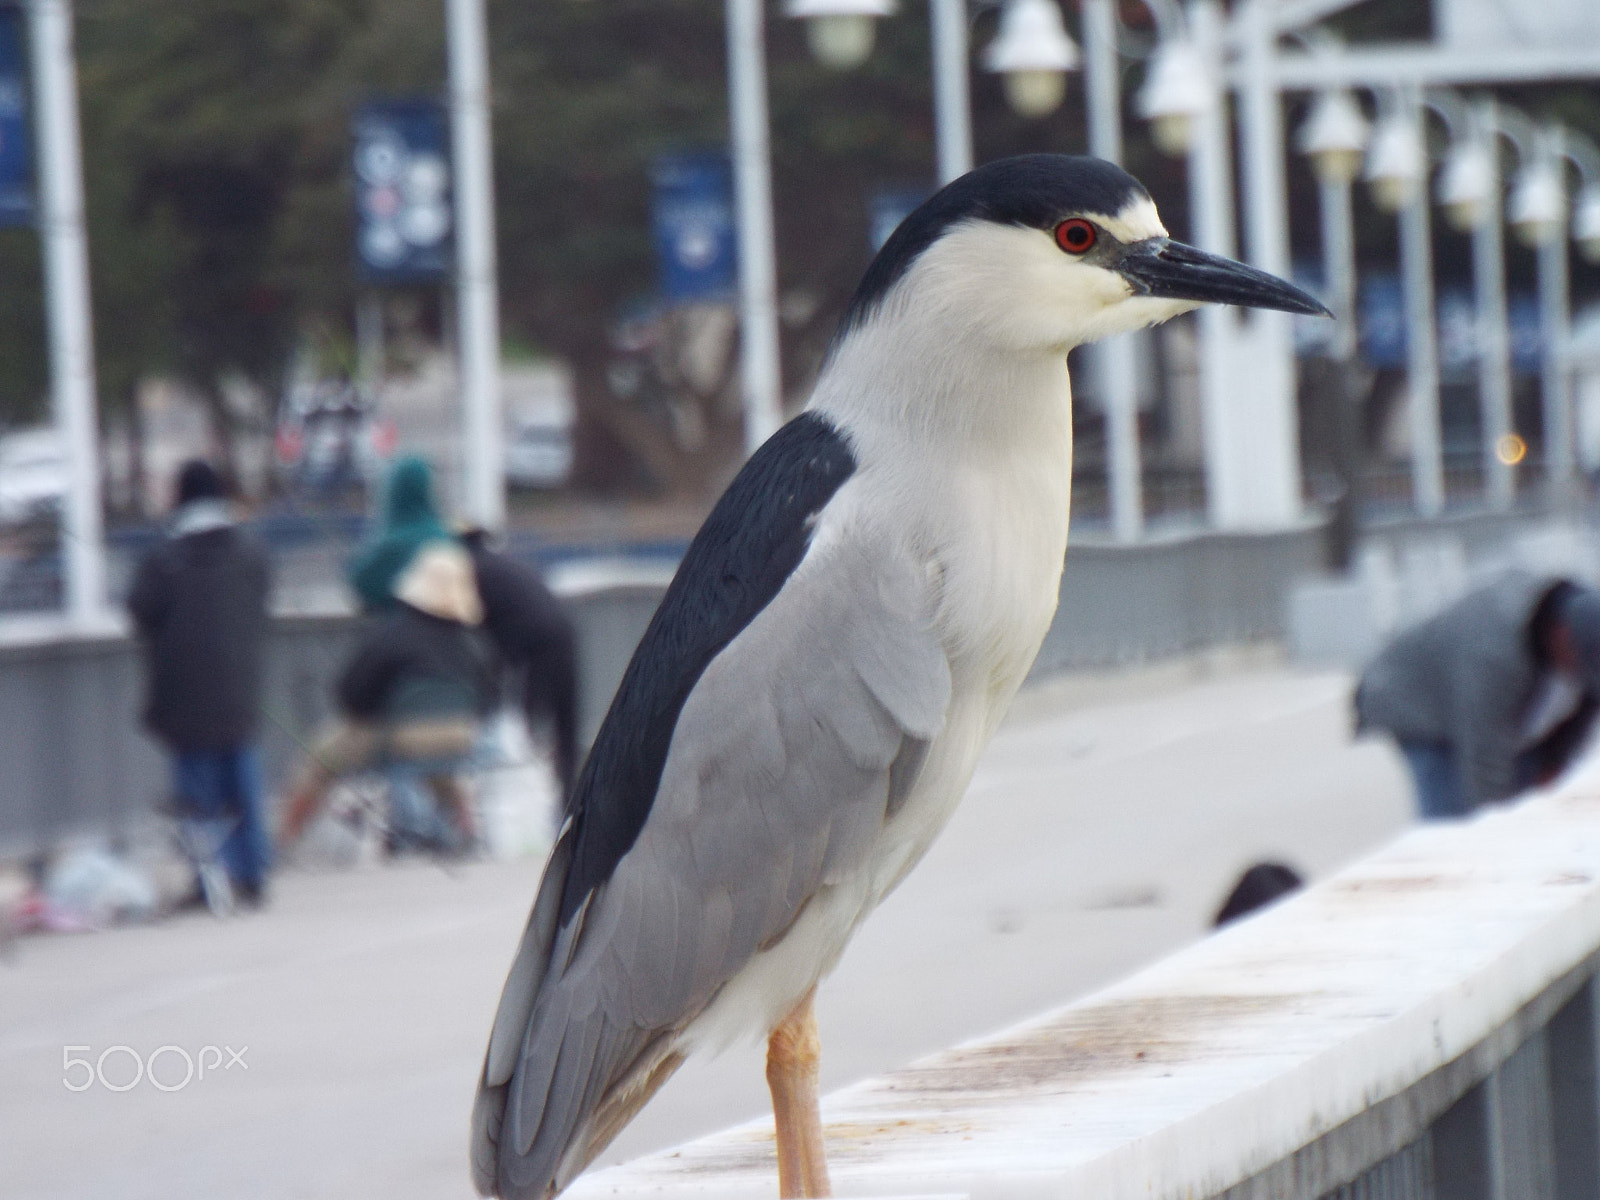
[{"xmin": 472, "ymin": 532, "xmax": 951, "ymax": 1198}]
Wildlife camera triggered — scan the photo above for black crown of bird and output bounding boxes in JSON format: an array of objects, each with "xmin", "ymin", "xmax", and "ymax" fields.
[{"xmin": 471, "ymin": 153, "xmax": 1329, "ymax": 1200}]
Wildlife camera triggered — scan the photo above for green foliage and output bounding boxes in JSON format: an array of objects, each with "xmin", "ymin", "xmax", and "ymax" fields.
[
  {"xmin": 4, "ymin": 0, "xmax": 1589, "ymax": 483},
  {"xmin": 0, "ymin": 0, "xmax": 1159, "ymax": 477}
]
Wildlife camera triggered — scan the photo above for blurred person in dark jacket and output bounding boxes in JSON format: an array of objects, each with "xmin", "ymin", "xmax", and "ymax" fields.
[
  {"xmin": 459, "ymin": 528, "xmax": 579, "ymax": 811},
  {"xmin": 278, "ymin": 541, "xmax": 495, "ymax": 851},
  {"xmin": 129, "ymin": 460, "xmax": 273, "ymax": 905},
  {"xmin": 1355, "ymin": 571, "xmax": 1600, "ymax": 819}
]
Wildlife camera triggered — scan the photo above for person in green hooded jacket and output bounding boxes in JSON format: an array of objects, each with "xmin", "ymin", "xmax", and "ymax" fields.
[{"xmin": 349, "ymin": 455, "xmax": 454, "ymax": 611}]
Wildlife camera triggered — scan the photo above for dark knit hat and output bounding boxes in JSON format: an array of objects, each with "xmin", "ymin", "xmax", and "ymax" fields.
[{"xmin": 174, "ymin": 459, "xmax": 225, "ymax": 507}]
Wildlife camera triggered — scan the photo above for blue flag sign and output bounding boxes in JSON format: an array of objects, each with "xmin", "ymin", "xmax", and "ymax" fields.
[
  {"xmin": 352, "ymin": 100, "xmax": 452, "ymax": 283},
  {"xmin": 1361, "ymin": 274, "xmax": 1542, "ymax": 375},
  {"xmin": 0, "ymin": 6, "xmax": 31, "ymax": 228},
  {"xmin": 652, "ymin": 153, "xmax": 736, "ymax": 303}
]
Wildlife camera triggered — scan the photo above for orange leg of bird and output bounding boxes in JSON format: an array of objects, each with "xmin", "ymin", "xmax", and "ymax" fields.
[{"xmin": 766, "ymin": 987, "xmax": 832, "ymax": 1199}]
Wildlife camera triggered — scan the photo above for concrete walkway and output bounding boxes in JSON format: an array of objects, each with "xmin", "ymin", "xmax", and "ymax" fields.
[{"xmin": 0, "ymin": 660, "xmax": 1411, "ymax": 1200}]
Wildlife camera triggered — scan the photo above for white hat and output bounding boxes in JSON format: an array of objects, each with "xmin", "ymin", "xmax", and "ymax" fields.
[{"xmin": 394, "ymin": 541, "xmax": 483, "ymax": 626}]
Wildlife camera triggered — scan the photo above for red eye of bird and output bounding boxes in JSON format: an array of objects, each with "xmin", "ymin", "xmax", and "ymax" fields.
[{"xmin": 1054, "ymin": 218, "xmax": 1097, "ymax": 254}]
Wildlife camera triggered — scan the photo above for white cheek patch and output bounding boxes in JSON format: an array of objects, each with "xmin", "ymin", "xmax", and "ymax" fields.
[{"xmin": 1080, "ymin": 196, "xmax": 1168, "ymax": 246}]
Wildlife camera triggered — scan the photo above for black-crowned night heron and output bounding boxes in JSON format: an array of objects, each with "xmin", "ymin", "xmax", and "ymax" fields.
[{"xmin": 472, "ymin": 153, "xmax": 1327, "ymax": 1200}]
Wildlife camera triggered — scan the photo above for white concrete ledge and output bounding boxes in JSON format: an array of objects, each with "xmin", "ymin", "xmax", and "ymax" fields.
[{"xmin": 568, "ymin": 760, "xmax": 1600, "ymax": 1200}]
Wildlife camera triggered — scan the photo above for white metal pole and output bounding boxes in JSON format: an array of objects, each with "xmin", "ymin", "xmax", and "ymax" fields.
[
  {"xmin": 1397, "ymin": 92, "xmax": 1444, "ymax": 517},
  {"xmin": 1083, "ymin": 0, "xmax": 1141, "ymax": 541},
  {"xmin": 727, "ymin": 0, "xmax": 784, "ymax": 454},
  {"xmin": 1471, "ymin": 100, "xmax": 1514, "ymax": 511},
  {"xmin": 1318, "ymin": 172, "xmax": 1362, "ymax": 560},
  {"xmin": 1231, "ymin": 0, "xmax": 1301, "ymax": 527},
  {"xmin": 1317, "ymin": 177, "xmax": 1356, "ymax": 358},
  {"xmin": 929, "ymin": 0, "xmax": 973, "ymax": 185},
  {"xmin": 446, "ymin": 0, "xmax": 505, "ymax": 529},
  {"xmin": 1235, "ymin": 0, "xmax": 1290, "ymax": 277},
  {"xmin": 1538, "ymin": 215, "xmax": 1574, "ymax": 506},
  {"xmin": 28, "ymin": 0, "xmax": 104, "ymax": 626},
  {"xmin": 1082, "ymin": 0, "xmax": 1120, "ymax": 163},
  {"xmin": 1187, "ymin": 0, "xmax": 1246, "ymax": 530}
]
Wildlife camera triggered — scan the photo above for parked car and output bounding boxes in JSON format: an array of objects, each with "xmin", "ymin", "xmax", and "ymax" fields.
[
  {"xmin": 504, "ymin": 365, "xmax": 575, "ymax": 490},
  {"xmin": 0, "ymin": 428, "xmax": 66, "ymax": 525},
  {"xmin": 506, "ymin": 416, "xmax": 574, "ymax": 490}
]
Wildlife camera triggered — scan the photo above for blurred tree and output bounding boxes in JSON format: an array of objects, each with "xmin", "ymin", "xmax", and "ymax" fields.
[
  {"xmin": 0, "ymin": 0, "xmax": 1088, "ymax": 498},
  {"xmin": 4, "ymin": 0, "xmax": 1586, "ymax": 502},
  {"xmin": 0, "ymin": 229, "xmax": 48, "ymax": 428}
]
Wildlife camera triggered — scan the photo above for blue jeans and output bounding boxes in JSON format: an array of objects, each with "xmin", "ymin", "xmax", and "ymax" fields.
[
  {"xmin": 173, "ymin": 746, "xmax": 272, "ymax": 894},
  {"xmin": 1397, "ymin": 740, "xmax": 1472, "ymax": 820}
]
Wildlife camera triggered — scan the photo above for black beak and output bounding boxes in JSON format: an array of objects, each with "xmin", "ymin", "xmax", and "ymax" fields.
[{"xmin": 1117, "ymin": 238, "xmax": 1331, "ymax": 317}]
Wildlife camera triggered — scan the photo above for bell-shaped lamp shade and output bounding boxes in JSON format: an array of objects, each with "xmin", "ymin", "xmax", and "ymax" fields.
[
  {"xmin": 1435, "ymin": 141, "xmax": 1495, "ymax": 232},
  {"xmin": 1364, "ymin": 112, "xmax": 1425, "ymax": 213},
  {"xmin": 982, "ymin": 0, "xmax": 1079, "ymax": 117},
  {"xmin": 1296, "ymin": 90, "xmax": 1370, "ymax": 186},
  {"xmin": 1575, "ymin": 184, "xmax": 1600, "ymax": 264},
  {"xmin": 1509, "ymin": 162, "xmax": 1566, "ymax": 247},
  {"xmin": 785, "ymin": 0, "xmax": 897, "ymax": 70},
  {"xmin": 1137, "ymin": 41, "xmax": 1210, "ymax": 157}
]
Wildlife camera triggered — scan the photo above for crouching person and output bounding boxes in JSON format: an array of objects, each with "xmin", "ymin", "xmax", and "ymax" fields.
[{"xmin": 279, "ymin": 541, "xmax": 495, "ymax": 854}]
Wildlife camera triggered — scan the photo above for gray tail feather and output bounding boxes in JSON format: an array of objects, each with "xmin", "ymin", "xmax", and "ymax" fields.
[
  {"xmin": 470, "ymin": 823, "xmax": 686, "ymax": 1198},
  {"xmin": 471, "ymin": 1079, "xmax": 510, "ymax": 1196},
  {"xmin": 492, "ymin": 1008, "xmax": 656, "ymax": 1199},
  {"xmin": 471, "ymin": 826, "xmax": 577, "ymax": 1198}
]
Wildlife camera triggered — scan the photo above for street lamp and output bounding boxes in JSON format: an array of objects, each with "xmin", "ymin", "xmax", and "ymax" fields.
[
  {"xmin": 1363, "ymin": 104, "xmax": 1425, "ymax": 213},
  {"xmin": 1552, "ymin": 129, "xmax": 1600, "ymax": 261},
  {"xmin": 1138, "ymin": 37, "xmax": 1210, "ymax": 156},
  {"xmin": 1297, "ymin": 88, "xmax": 1369, "ymax": 186},
  {"xmin": 1508, "ymin": 154, "xmax": 1566, "ymax": 248},
  {"xmin": 981, "ymin": 0, "xmax": 1079, "ymax": 118},
  {"xmin": 1575, "ymin": 183, "xmax": 1600, "ymax": 263},
  {"xmin": 1435, "ymin": 136, "xmax": 1494, "ymax": 232},
  {"xmin": 785, "ymin": 0, "xmax": 896, "ymax": 70}
]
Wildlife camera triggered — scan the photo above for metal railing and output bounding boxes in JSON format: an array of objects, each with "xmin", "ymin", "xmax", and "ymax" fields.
[
  {"xmin": 0, "ymin": 524, "xmax": 1332, "ymax": 859},
  {"xmin": 561, "ymin": 762, "xmax": 1600, "ymax": 1200}
]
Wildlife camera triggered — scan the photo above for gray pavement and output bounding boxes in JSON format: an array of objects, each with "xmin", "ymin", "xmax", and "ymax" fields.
[{"xmin": 0, "ymin": 659, "xmax": 1412, "ymax": 1200}]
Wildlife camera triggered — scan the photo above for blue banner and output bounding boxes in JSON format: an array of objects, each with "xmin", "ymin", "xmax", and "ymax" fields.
[
  {"xmin": 0, "ymin": 6, "xmax": 31, "ymax": 228},
  {"xmin": 352, "ymin": 99, "xmax": 452, "ymax": 282},
  {"xmin": 652, "ymin": 152, "xmax": 736, "ymax": 303},
  {"xmin": 1362, "ymin": 274, "xmax": 1542, "ymax": 375},
  {"xmin": 1359, "ymin": 275, "xmax": 1406, "ymax": 368}
]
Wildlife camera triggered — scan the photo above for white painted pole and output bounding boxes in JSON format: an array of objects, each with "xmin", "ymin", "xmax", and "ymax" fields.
[
  {"xmin": 1235, "ymin": 0, "xmax": 1290, "ymax": 278},
  {"xmin": 727, "ymin": 0, "xmax": 784, "ymax": 454},
  {"xmin": 1538, "ymin": 209, "xmax": 1574, "ymax": 506},
  {"xmin": 1396, "ymin": 92, "xmax": 1444, "ymax": 517},
  {"xmin": 1317, "ymin": 177, "xmax": 1356, "ymax": 359},
  {"xmin": 28, "ymin": 0, "xmax": 104, "ymax": 626},
  {"xmin": 446, "ymin": 0, "xmax": 505, "ymax": 529},
  {"xmin": 929, "ymin": 0, "xmax": 973, "ymax": 185},
  {"xmin": 1471, "ymin": 100, "xmax": 1514, "ymax": 511},
  {"xmin": 1186, "ymin": 0, "xmax": 1247, "ymax": 530},
  {"xmin": 1317, "ymin": 171, "xmax": 1362, "ymax": 561},
  {"xmin": 1082, "ymin": 0, "xmax": 1120, "ymax": 163},
  {"xmin": 1231, "ymin": 0, "xmax": 1301, "ymax": 527},
  {"xmin": 1083, "ymin": 0, "xmax": 1142, "ymax": 541}
]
